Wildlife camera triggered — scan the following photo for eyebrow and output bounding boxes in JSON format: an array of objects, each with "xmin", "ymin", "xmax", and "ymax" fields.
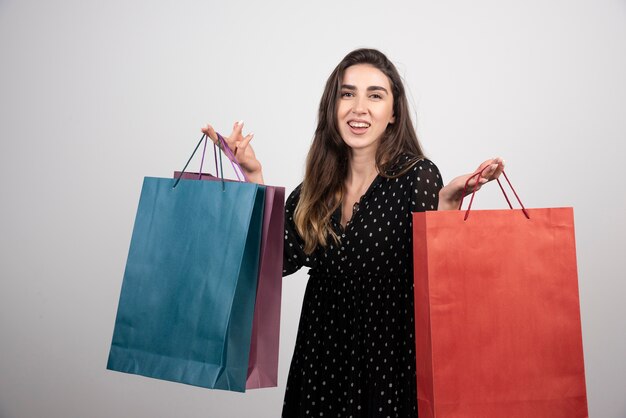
[{"xmin": 341, "ymin": 84, "xmax": 389, "ymax": 94}]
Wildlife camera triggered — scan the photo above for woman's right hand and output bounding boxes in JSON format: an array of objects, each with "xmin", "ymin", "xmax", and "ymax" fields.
[
  {"xmin": 438, "ymin": 157, "xmax": 505, "ymax": 210},
  {"xmin": 201, "ymin": 120, "xmax": 264, "ymax": 184}
]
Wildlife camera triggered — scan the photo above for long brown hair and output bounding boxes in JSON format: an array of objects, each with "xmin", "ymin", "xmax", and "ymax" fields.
[{"xmin": 295, "ymin": 48, "xmax": 425, "ymax": 254}]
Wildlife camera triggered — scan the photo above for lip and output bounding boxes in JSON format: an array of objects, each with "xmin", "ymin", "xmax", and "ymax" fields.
[{"xmin": 347, "ymin": 119, "xmax": 371, "ymax": 135}]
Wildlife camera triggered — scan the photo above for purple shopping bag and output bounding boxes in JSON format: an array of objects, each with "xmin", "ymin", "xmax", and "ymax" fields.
[{"xmin": 174, "ymin": 170, "xmax": 284, "ymax": 389}]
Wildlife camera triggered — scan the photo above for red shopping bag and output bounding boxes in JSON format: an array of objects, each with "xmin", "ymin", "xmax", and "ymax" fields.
[
  {"xmin": 173, "ymin": 134, "xmax": 284, "ymax": 389},
  {"xmin": 412, "ymin": 171, "xmax": 588, "ymax": 417}
]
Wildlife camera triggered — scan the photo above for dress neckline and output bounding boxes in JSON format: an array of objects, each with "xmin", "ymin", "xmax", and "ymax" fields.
[
  {"xmin": 333, "ymin": 174, "xmax": 383, "ymax": 231},
  {"xmin": 331, "ymin": 153, "xmax": 422, "ymax": 231}
]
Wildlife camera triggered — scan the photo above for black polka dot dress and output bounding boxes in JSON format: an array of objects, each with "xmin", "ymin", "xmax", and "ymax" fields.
[{"xmin": 281, "ymin": 156, "xmax": 443, "ymax": 418}]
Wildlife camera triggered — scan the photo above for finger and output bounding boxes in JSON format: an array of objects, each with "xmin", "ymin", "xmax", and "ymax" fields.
[
  {"xmin": 474, "ymin": 159, "xmax": 495, "ymax": 174},
  {"xmin": 462, "ymin": 178, "xmax": 483, "ymax": 197},
  {"xmin": 238, "ymin": 133, "xmax": 254, "ymax": 150},
  {"xmin": 468, "ymin": 176, "xmax": 484, "ymax": 189},
  {"xmin": 201, "ymin": 123, "xmax": 213, "ymax": 137},
  {"xmin": 203, "ymin": 124, "xmax": 219, "ymax": 143},
  {"xmin": 492, "ymin": 157, "xmax": 505, "ymax": 179},
  {"xmin": 479, "ymin": 163, "xmax": 498, "ymax": 181},
  {"xmin": 463, "ymin": 175, "xmax": 479, "ymax": 190},
  {"xmin": 231, "ymin": 120, "xmax": 244, "ymax": 138}
]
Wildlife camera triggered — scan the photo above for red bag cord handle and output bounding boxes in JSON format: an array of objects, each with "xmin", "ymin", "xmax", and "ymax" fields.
[{"xmin": 458, "ymin": 166, "xmax": 530, "ymax": 221}]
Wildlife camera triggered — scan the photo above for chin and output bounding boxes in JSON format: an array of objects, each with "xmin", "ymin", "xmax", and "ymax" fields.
[{"xmin": 342, "ymin": 139, "xmax": 379, "ymax": 153}]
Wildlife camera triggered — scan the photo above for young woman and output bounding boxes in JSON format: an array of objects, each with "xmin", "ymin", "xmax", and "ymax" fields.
[{"xmin": 202, "ymin": 48, "xmax": 503, "ymax": 417}]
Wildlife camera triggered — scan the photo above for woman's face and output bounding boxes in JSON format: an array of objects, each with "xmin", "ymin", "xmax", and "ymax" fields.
[{"xmin": 336, "ymin": 64, "xmax": 395, "ymax": 154}]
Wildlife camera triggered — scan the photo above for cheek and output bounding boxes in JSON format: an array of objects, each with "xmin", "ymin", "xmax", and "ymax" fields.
[
  {"xmin": 336, "ymin": 102, "xmax": 349, "ymax": 118},
  {"xmin": 374, "ymin": 106, "xmax": 392, "ymax": 122},
  {"xmin": 384, "ymin": 105, "xmax": 395, "ymax": 122}
]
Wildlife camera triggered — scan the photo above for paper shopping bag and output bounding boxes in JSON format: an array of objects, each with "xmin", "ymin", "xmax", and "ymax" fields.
[
  {"xmin": 412, "ymin": 169, "xmax": 588, "ymax": 418},
  {"xmin": 412, "ymin": 205, "xmax": 588, "ymax": 417},
  {"xmin": 174, "ymin": 171, "xmax": 285, "ymax": 389},
  {"xmin": 107, "ymin": 176, "xmax": 265, "ymax": 392}
]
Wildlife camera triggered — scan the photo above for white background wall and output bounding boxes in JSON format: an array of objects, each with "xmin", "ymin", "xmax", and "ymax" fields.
[{"xmin": 1, "ymin": 0, "xmax": 625, "ymax": 417}]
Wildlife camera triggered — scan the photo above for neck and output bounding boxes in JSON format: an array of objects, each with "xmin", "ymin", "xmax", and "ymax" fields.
[{"xmin": 346, "ymin": 148, "xmax": 378, "ymax": 189}]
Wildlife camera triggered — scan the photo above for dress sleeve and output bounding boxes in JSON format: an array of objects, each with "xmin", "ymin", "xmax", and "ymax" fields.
[
  {"xmin": 410, "ymin": 159, "xmax": 444, "ymax": 213},
  {"xmin": 282, "ymin": 185, "xmax": 316, "ymax": 277}
]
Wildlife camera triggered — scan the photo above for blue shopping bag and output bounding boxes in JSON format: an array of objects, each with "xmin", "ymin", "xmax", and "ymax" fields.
[{"xmin": 107, "ymin": 174, "xmax": 265, "ymax": 392}]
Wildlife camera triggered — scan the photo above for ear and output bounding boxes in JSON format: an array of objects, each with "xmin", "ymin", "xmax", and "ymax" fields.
[{"xmin": 389, "ymin": 114, "xmax": 395, "ymax": 124}]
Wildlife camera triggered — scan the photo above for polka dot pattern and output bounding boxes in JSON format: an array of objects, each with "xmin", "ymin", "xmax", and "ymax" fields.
[{"xmin": 282, "ymin": 156, "xmax": 442, "ymax": 417}]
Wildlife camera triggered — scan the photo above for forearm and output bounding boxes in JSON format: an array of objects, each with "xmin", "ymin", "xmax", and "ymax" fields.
[{"xmin": 246, "ymin": 167, "xmax": 265, "ymax": 185}]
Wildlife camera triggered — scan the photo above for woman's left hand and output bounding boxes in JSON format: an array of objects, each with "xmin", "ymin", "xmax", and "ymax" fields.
[
  {"xmin": 201, "ymin": 121, "xmax": 264, "ymax": 184},
  {"xmin": 438, "ymin": 157, "xmax": 505, "ymax": 210}
]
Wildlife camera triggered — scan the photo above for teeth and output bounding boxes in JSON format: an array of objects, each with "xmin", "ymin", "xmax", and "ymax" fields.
[{"xmin": 349, "ymin": 122, "xmax": 370, "ymax": 128}]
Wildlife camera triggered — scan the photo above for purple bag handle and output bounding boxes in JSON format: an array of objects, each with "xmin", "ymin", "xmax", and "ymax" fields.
[
  {"xmin": 216, "ymin": 132, "xmax": 250, "ymax": 182},
  {"xmin": 173, "ymin": 132, "xmax": 249, "ymax": 189}
]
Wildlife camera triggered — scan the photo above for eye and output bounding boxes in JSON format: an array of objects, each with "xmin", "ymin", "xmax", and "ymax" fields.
[
  {"xmin": 370, "ymin": 93, "xmax": 383, "ymax": 100},
  {"xmin": 341, "ymin": 91, "xmax": 354, "ymax": 98}
]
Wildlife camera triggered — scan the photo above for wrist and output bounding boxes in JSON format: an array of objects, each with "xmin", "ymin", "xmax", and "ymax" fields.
[
  {"xmin": 437, "ymin": 188, "xmax": 461, "ymax": 211},
  {"xmin": 245, "ymin": 164, "xmax": 264, "ymax": 184}
]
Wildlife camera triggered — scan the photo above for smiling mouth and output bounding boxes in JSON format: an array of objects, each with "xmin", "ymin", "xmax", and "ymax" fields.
[{"xmin": 348, "ymin": 121, "xmax": 371, "ymax": 128}]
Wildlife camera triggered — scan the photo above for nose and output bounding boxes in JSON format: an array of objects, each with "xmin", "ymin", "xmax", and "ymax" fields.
[{"xmin": 351, "ymin": 96, "xmax": 367, "ymax": 115}]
